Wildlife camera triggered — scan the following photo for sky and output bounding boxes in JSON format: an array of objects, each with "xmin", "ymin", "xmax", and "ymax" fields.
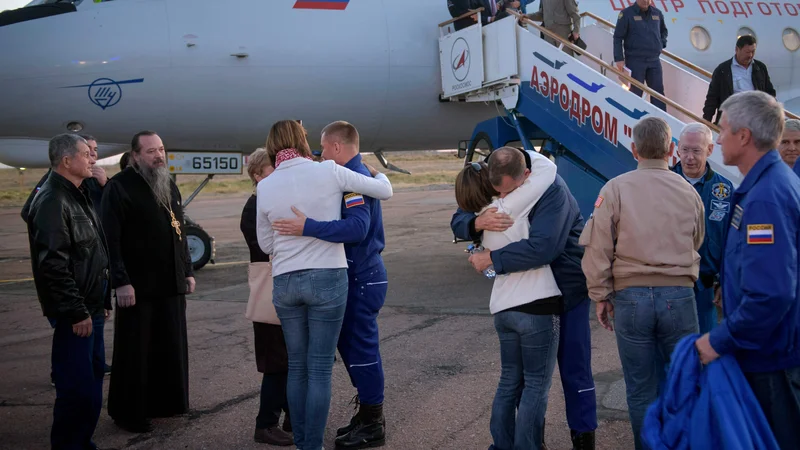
[{"xmin": 0, "ymin": 0, "xmax": 30, "ymax": 12}]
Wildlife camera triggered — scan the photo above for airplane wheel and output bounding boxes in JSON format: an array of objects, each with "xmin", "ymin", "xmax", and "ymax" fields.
[
  {"xmin": 185, "ymin": 224, "xmax": 212, "ymax": 271},
  {"xmin": 465, "ymin": 132, "xmax": 494, "ymax": 164}
]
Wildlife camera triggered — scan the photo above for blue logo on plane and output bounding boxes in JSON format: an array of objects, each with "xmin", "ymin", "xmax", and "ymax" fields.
[{"xmin": 61, "ymin": 78, "xmax": 144, "ymax": 110}]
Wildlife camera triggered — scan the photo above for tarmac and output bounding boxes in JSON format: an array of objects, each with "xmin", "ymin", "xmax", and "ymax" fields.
[{"xmin": 0, "ymin": 187, "xmax": 635, "ymax": 450}]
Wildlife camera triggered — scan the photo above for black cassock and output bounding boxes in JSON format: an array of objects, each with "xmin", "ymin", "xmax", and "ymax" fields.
[{"xmin": 101, "ymin": 167, "xmax": 194, "ymax": 423}]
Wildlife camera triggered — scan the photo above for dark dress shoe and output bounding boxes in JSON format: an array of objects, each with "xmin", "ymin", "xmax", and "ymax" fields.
[
  {"xmin": 113, "ymin": 418, "xmax": 152, "ymax": 433},
  {"xmin": 254, "ymin": 425, "xmax": 294, "ymax": 446}
]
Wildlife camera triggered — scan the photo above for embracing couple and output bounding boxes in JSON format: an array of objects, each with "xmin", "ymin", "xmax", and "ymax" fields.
[{"xmin": 451, "ymin": 147, "xmax": 597, "ymax": 450}]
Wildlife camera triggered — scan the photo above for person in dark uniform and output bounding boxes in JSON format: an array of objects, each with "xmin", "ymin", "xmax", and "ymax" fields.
[
  {"xmin": 613, "ymin": 0, "xmax": 668, "ymax": 111},
  {"xmin": 448, "ymin": 0, "xmax": 481, "ymax": 31},
  {"xmin": 672, "ymin": 123, "xmax": 733, "ymax": 334},
  {"xmin": 272, "ymin": 121, "xmax": 389, "ymax": 449},
  {"xmin": 695, "ymin": 91, "xmax": 800, "ymax": 450},
  {"xmin": 240, "ymin": 148, "xmax": 293, "ymax": 446}
]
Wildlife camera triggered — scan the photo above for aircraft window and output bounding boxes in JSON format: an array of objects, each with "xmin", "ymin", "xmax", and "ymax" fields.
[
  {"xmin": 784, "ymin": 28, "xmax": 800, "ymax": 52},
  {"xmin": 690, "ymin": 26, "xmax": 711, "ymax": 51},
  {"xmin": 737, "ymin": 27, "xmax": 755, "ymax": 39}
]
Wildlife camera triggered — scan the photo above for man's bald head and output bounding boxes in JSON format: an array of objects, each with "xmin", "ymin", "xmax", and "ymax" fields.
[{"xmin": 488, "ymin": 147, "xmax": 529, "ymax": 198}]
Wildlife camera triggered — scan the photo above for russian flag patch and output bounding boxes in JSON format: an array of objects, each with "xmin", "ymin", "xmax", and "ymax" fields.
[
  {"xmin": 344, "ymin": 193, "xmax": 365, "ymax": 208},
  {"xmin": 747, "ymin": 224, "xmax": 774, "ymax": 245}
]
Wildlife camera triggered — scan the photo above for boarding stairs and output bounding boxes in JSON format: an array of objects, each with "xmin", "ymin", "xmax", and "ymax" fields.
[{"xmin": 438, "ymin": 10, "xmax": 745, "ymax": 221}]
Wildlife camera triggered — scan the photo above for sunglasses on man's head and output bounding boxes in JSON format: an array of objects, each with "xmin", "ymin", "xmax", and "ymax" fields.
[{"xmin": 470, "ymin": 162, "xmax": 482, "ymax": 172}]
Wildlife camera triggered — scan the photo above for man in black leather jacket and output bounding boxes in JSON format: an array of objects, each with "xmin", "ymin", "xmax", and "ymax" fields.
[{"xmin": 26, "ymin": 133, "xmax": 112, "ymax": 450}]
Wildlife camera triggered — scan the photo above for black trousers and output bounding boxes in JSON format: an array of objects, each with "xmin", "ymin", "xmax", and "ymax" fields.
[
  {"xmin": 108, "ymin": 295, "xmax": 189, "ymax": 422},
  {"xmin": 257, "ymin": 371, "xmax": 290, "ymax": 429}
]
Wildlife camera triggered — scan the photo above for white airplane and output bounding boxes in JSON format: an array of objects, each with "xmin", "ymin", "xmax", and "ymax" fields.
[
  {"xmin": 0, "ymin": 0, "xmax": 797, "ymax": 170},
  {"xmin": 0, "ymin": 0, "xmax": 797, "ymax": 270}
]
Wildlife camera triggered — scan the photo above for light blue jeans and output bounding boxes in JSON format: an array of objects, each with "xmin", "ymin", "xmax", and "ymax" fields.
[
  {"xmin": 612, "ymin": 286, "xmax": 698, "ymax": 450},
  {"xmin": 273, "ymin": 268, "xmax": 348, "ymax": 450},
  {"xmin": 489, "ymin": 311, "xmax": 560, "ymax": 450}
]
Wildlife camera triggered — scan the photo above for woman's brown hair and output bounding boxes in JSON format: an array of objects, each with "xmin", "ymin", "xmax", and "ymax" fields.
[
  {"xmin": 455, "ymin": 161, "xmax": 498, "ymax": 213},
  {"xmin": 265, "ymin": 120, "xmax": 312, "ymax": 166}
]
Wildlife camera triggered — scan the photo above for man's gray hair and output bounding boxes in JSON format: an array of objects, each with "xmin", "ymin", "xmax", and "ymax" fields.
[
  {"xmin": 680, "ymin": 122, "xmax": 713, "ymax": 147},
  {"xmin": 785, "ymin": 118, "xmax": 800, "ymax": 134},
  {"xmin": 720, "ymin": 91, "xmax": 785, "ymax": 151},
  {"xmin": 48, "ymin": 134, "xmax": 87, "ymax": 169},
  {"xmin": 633, "ymin": 116, "xmax": 672, "ymax": 160}
]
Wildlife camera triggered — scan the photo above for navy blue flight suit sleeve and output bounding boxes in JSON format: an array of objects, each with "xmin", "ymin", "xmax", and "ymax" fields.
[
  {"xmin": 490, "ymin": 184, "xmax": 572, "ymax": 275},
  {"xmin": 794, "ymin": 160, "xmax": 800, "ymax": 178},
  {"xmin": 710, "ymin": 201, "xmax": 798, "ymax": 354},
  {"xmin": 303, "ymin": 193, "xmax": 371, "ymax": 244},
  {"xmin": 450, "ymin": 208, "xmax": 481, "ymax": 242},
  {"xmin": 613, "ymin": 11, "xmax": 628, "ymax": 62},
  {"xmin": 660, "ymin": 12, "xmax": 668, "ymax": 48}
]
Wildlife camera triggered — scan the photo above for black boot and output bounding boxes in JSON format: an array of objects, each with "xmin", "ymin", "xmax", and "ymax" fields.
[
  {"xmin": 337, "ymin": 395, "xmax": 362, "ymax": 437},
  {"xmin": 570, "ymin": 430, "xmax": 596, "ymax": 450},
  {"xmin": 335, "ymin": 403, "xmax": 386, "ymax": 449}
]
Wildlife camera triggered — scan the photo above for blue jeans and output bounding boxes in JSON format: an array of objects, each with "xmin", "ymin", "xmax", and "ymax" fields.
[
  {"xmin": 489, "ymin": 311, "xmax": 560, "ymax": 450},
  {"xmin": 50, "ymin": 315, "xmax": 106, "ymax": 450},
  {"xmin": 612, "ymin": 286, "xmax": 698, "ymax": 450},
  {"xmin": 273, "ymin": 268, "xmax": 348, "ymax": 450},
  {"xmin": 745, "ymin": 367, "xmax": 800, "ymax": 450}
]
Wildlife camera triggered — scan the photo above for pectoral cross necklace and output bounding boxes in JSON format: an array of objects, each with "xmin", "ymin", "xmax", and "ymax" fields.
[{"xmin": 136, "ymin": 167, "xmax": 182, "ymax": 241}]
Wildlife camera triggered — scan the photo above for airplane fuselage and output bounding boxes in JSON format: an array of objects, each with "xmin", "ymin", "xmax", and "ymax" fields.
[{"xmin": 0, "ymin": 0, "xmax": 797, "ymax": 167}]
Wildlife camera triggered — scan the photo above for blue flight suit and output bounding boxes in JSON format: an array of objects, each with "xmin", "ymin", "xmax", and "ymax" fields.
[
  {"xmin": 450, "ymin": 174, "xmax": 598, "ymax": 434},
  {"xmin": 794, "ymin": 159, "xmax": 800, "ymax": 178},
  {"xmin": 672, "ymin": 162, "xmax": 733, "ymax": 333},
  {"xmin": 302, "ymin": 154, "xmax": 387, "ymax": 405},
  {"xmin": 613, "ymin": 3, "xmax": 668, "ymax": 111},
  {"xmin": 709, "ymin": 150, "xmax": 800, "ymax": 449}
]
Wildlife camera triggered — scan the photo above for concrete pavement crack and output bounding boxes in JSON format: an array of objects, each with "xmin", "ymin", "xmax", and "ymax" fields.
[{"xmin": 380, "ymin": 316, "xmax": 447, "ymax": 344}]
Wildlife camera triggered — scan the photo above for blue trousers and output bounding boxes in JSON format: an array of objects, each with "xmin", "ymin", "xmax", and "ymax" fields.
[
  {"xmin": 612, "ymin": 286, "xmax": 699, "ymax": 450},
  {"xmin": 273, "ymin": 268, "xmax": 348, "ymax": 450},
  {"xmin": 490, "ymin": 311, "xmax": 560, "ymax": 450},
  {"xmin": 626, "ymin": 59, "xmax": 666, "ymax": 111},
  {"xmin": 558, "ymin": 297, "xmax": 598, "ymax": 433},
  {"xmin": 695, "ymin": 285, "xmax": 717, "ymax": 334},
  {"xmin": 338, "ymin": 265, "xmax": 388, "ymax": 405},
  {"xmin": 50, "ymin": 315, "xmax": 106, "ymax": 450},
  {"xmin": 745, "ymin": 367, "xmax": 800, "ymax": 450}
]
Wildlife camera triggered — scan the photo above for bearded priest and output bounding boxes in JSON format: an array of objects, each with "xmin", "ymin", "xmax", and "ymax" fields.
[{"xmin": 101, "ymin": 131, "xmax": 196, "ymax": 433}]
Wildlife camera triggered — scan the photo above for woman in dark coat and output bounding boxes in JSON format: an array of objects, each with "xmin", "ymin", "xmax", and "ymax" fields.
[{"xmin": 240, "ymin": 148, "xmax": 293, "ymax": 446}]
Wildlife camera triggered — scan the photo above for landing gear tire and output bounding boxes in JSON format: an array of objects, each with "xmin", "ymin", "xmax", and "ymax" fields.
[
  {"xmin": 185, "ymin": 224, "xmax": 213, "ymax": 271},
  {"xmin": 465, "ymin": 132, "xmax": 494, "ymax": 164}
]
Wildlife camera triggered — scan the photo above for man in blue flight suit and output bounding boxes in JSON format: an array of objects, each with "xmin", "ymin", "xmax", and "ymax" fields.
[
  {"xmin": 451, "ymin": 149, "xmax": 597, "ymax": 450},
  {"xmin": 672, "ymin": 123, "xmax": 733, "ymax": 333},
  {"xmin": 272, "ymin": 121, "xmax": 388, "ymax": 450},
  {"xmin": 613, "ymin": 0, "xmax": 668, "ymax": 111},
  {"xmin": 695, "ymin": 91, "xmax": 800, "ymax": 450}
]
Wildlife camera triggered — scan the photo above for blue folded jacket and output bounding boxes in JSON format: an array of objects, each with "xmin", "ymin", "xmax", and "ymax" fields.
[{"xmin": 641, "ymin": 334, "xmax": 779, "ymax": 450}]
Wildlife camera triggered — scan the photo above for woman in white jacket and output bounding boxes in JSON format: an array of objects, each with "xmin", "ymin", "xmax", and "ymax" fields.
[
  {"xmin": 455, "ymin": 147, "xmax": 561, "ymax": 450},
  {"xmin": 256, "ymin": 120, "xmax": 394, "ymax": 450}
]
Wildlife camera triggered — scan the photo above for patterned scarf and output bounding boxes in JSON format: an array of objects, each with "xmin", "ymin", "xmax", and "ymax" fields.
[{"xmin": 274, "ymin": 148, "xmax": 313, "ymax": 169}]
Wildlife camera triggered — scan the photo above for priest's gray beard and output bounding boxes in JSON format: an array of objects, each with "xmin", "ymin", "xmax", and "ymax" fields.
[{"xmin": 138, "ymin": 162, "xmax": 173, "ymax": 207}]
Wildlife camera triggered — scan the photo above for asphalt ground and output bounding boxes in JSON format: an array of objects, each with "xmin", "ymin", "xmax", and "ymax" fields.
[{"xmin": 0, "ymin": 187, "xmax": 635, "ymax": 450}]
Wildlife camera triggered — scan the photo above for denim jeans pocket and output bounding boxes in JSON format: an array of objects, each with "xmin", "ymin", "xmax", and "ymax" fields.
[
  {"xmin": 310, "ymin": 269, "xmax": 348, "ymax": 304},
  {"xmin": 612, "ymin": 291, "xmax": 640, "ymax": 334},
  {"xmin": 272, "ymin": 274, "xmax": 290, "ymax": 306},
  {"xmin": 665, "ymin": 291, "xmax": 698, "ymax": 334}
]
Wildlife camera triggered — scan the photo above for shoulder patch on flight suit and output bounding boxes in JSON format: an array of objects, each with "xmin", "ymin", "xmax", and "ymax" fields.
[
  {"xmin": 344, "ymin": 193, "xmax": 365, "ymax": 208},
  {"xmin": 633, "ymin": 15, "xmax": 643, "ymax": 20},
  {"xmin": 747, "ymin": 224, "xmax": 774, "ymax": 244},
  {"xmin": 618, "ymin": 12, "xmax": 624, "ymax": 19},
  {"xmin": 594, "ymin": 196, "xmax": 604, "ymax": 208},
  {"xmin": 711, "ymin": 183, "xmax": 731, "ymax": 200},
  {"xmin": 731, "ymin": 205, "xmax": 743, "ymax": 230}
]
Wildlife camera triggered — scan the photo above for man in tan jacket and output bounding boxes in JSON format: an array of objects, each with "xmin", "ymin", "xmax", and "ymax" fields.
[
  {"xmin": 527, "ymin": 0, "xmax": 581, "ymax": 56},
  {"xmin": 578, "ymin": 116, "xmax": 704, "ymax": 450}
]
